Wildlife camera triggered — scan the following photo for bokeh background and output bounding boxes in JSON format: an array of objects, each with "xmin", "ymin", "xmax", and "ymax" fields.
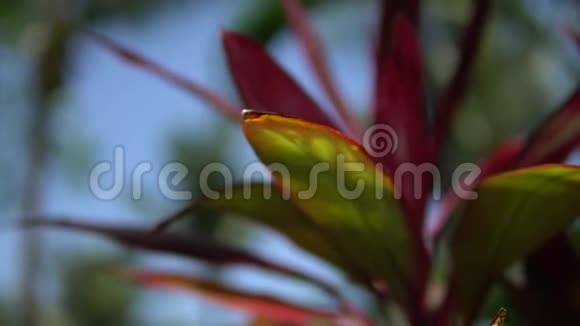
[{"xmin": 0, "ymin": 0, "xmax": 579, "ymax": 324}]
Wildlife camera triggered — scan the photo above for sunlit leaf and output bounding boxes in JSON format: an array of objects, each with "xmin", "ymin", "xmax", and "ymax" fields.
[
  {"xmin": 120, "ymin": 269, "xmax": 339, "ymax": 324},
  {"xmin": 242, "ymin": 111, "xmax": 425, "ymax": 309},
  {"xmin": 222, "ymin": 31, "xmax": 338, "ymax": 129},
  {"xmin": 451, "ymin": 164, "xmax": 580, "ymax": 320}
]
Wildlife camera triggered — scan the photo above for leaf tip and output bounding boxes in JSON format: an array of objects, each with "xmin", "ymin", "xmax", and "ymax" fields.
[{"xmin": 242, "ymin": 109, "xmax": 262, "ymax": 121}]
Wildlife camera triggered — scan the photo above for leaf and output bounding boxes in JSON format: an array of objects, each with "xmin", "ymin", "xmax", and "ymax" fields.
[
  {"xmin": 222, "ymin": 31, "xmax": 338, "ymax": 129},
  {"xmin": 376, "ymin": 0, "xmax": 420, "ymax": 63},
  {"xmin": 25, "ymin": 218, "xmax": 340, "ymax": 299},
  {"xmin": 281, "ymin": 0, "xmax": 359, "ymax": 137},
  {"xmin": 434, "ymin": 0, "xmax": 492, "ymax": 150},
  {"xmin": 373, "ymin": 15, "xmax": 430, "ymax": 231},
  {"xmin": 153, "ymin": 182, "xmax": 350, "ymax": 275},
  {"xmin": 242, "ymin": 111, "xmax": 425, "ymax": 309},
  {"xmin": 119, "ymin": 269, "xmax": 339, "ymax": 324},
  {"xmin": 451, "ymin": 164, "xmax": 580, "ymax": 321},
  {"xmin": 88, "ymin": 31, "xmax": 241, "ymax": 121},
  {"xmin": 512, "ymin": 90, "xmax": 580, "ymax": 167}
]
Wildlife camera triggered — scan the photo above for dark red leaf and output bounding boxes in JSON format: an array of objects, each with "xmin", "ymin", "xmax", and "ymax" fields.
[
  {"xmin": 376, "ymin": 0, "xmax": 420, "ymax": 63},
  {"xmin": 373, "ymin": 15, "xmax": 430, "ymax": 234},
  {"xmin": 434, "ymin": 0, "xmax": 492, "ymax": 150},
  {"xmin": 25, "ymin": 218, "xmax": 342, "ymax": 301},
  {"xmin": 222, "ymin": 31, "xmax": 338, "ymax": 129},
  {"xmin": 512, "ymin": 89, "xmax": 580, "ymax": 167}
]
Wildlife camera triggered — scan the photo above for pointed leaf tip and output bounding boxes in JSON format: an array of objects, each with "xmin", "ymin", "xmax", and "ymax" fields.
[{"xmin": 242, "ymin": 109, "xmax": 263, "ymax": 120}]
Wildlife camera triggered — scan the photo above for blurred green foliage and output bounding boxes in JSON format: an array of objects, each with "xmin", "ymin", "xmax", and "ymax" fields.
[
  {"xmin": 0, "ymin": 300, "xmax": 15, "ymax": 325},
  {"xmin": 168, "ymin": 129, "xmax": 229, "ymax": 236},
  {"xmin": 235, "ymin": 0, "xmax": 326, "ymax": 43},
  {"xmin": 62, "ymin": 256, "xmax": 134, "ymax": 326}
]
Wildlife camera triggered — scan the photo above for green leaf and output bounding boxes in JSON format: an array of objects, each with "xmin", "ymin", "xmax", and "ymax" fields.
[
  {"xmin": 154, "ymin": 182, "xmax": 349, "ymax": 273},
  {"xmin": 241, "ymin": 111, "xmax": 420, "ymax": 307},
  {"xmin": 451, "ymin": 164, "xmax": 580, "ymax": 320}
]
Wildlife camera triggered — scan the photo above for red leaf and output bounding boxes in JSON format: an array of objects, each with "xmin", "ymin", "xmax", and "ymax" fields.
[
  {"xmin": 25, "ymin": 218, "xmax": 341, "ymax": 300},
  {"xmin": 373, "ymin": 15, "xmax": 429, "ymax": 233},
  {"xmin": 88, "ymin": 31, "xmax": 241, "ymax": 121},
  {"xmin": 434, "ymin": 0, "xmax": 492, "ymax": 150},
  {"xmin": 222, "ymin": 31, "xmax": 338, "ymax": 129},
  {"xmin": 120, "ymin": 269, "xmax": 341, "ymax": 324},
  {"xmin": 513, "ymin": 90, "xmax": 580, "ymax": 167},
  {"xmin": 376, "ymin": 0, "xmax": 420, "ymax": 64}
]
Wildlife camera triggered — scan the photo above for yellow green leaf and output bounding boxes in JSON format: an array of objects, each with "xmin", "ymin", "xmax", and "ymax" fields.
[
  {"xmin": 451, "ymin": 164, "xmax": 580, "ymax": 320},
  {"xmin": 241, "ymin": 111, "xmax": 420, "ymax": 307}
]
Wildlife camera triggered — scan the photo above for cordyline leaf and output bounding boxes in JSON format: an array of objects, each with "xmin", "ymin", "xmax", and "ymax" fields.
[
  {"xmin": 376, "ymin": 0, "xmax": 420, "ymax": 63},
  {"xmin": 434, "ymin": 0, "xmax": 492, "ymax": 150},
  {"xmin": 373, "ymin": 15, "xmax": 430, "ymax": 233},
  {"xmin": 88, "ymin": 31, "xmax": 241, "ymax": 121},
  {"xmin": 153, "ymin": 182, "xmax": 351, "ymax": 275},
  {"xmin": 25, "ymin": 218, "xmax": 340, "ymax": 300},
  {"xmin": 428, "ymin": 138, "xmax": 524, "ymax": 242},
  {"xmin": 119, "ymin": 269, "xmax": 340, "ymax": 324},
  {"xmin": 281, "ymin": 0, "xmax": 359, "ymax": 137},
  {"xmin": 450, "ymin": 164, "xmax": 580, "ymax": 321},
  {"xmin": 512, "ymin": 90, "xmax": 580, "ymax": 168},
  {"xmin": 222, "ymin": 31, "xmax": 338, "ymax": 130},
  {"xmin": 242, "ymin": 111, "xmax": 426, "ymax": 310}
]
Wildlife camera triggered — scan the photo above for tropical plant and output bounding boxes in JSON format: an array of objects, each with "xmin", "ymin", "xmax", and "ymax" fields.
[{"xmin": 28, "ymin": 0, "xmax": 579, "ymax": 325}]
